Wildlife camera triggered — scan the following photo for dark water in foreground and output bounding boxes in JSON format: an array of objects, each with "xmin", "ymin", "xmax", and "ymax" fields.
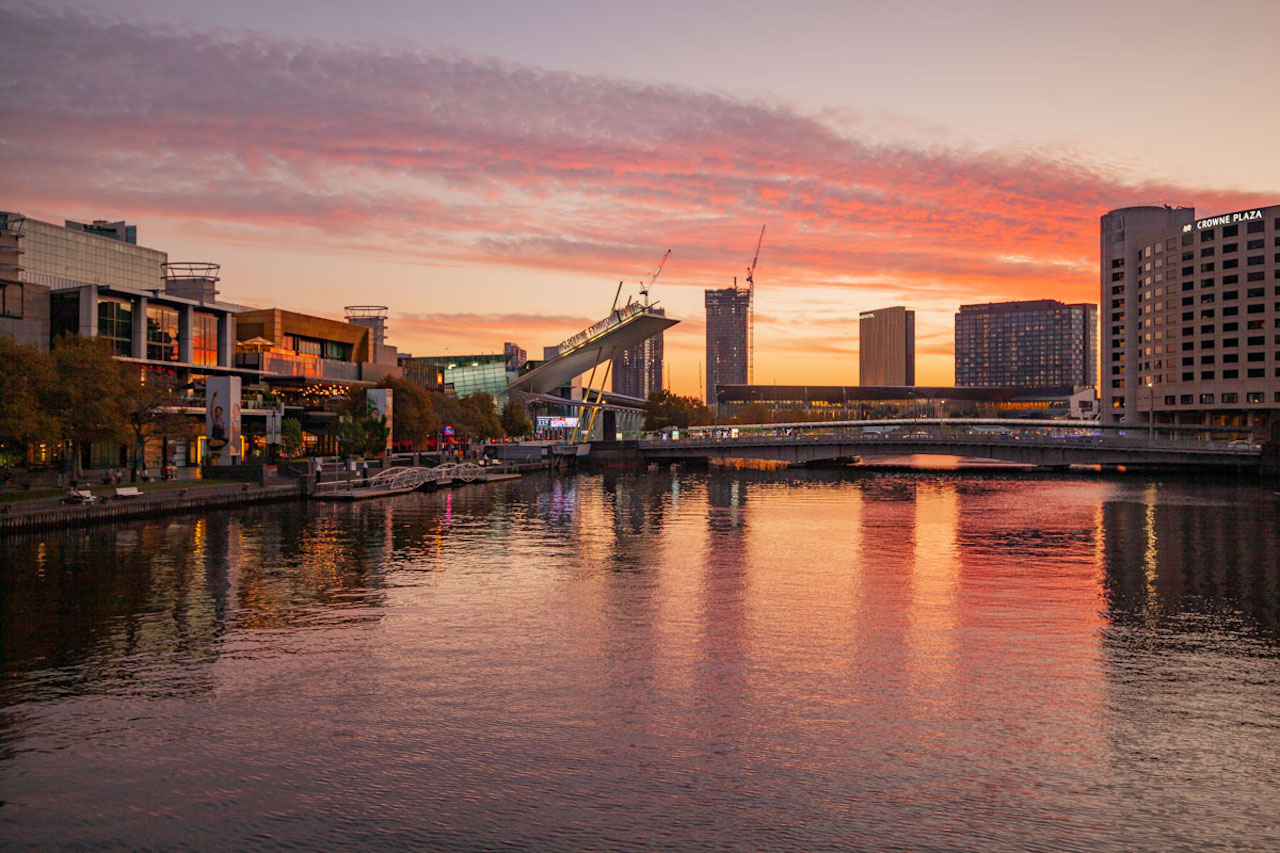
[{"xmin": 2, "ymin": 468, "xmax": 1279, "ymax": 851}]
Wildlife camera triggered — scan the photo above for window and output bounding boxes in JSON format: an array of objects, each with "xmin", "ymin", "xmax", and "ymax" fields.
[
  {"xmin": 1248, "ymin": 303, "xmax": 1265, "ymax": 314},
  {"xmin": 1246, "ymin": 220, "xmax": 1263, "ymax": 233},
  {"xmin": 1181, "ymin": 357, "xmax": 1194, "ymax": 366},
  {"xmin": 1201, "ymin": 324, "xmax": 1215, "ymax": 334},
  {"xmin": 1247, "ymin": 239, "xmax": 1264, "ymax": 250},
  {"xmin": 1247, "ymin": 351, "xmax": 1265, "ymax": 362},
  {"xmin": 1223, "ymin": 369, "xmax": 1238, "ymax": 379},
  {"xmin": 1223, "ymin": 291, "xmax": 1238, "ymax": 301},
  {"xmin": 1200, "ymin": 246, "xmax": 1215, "ymax": 257},
  {"xmin": 1247, "ymin": 392, "xmax": 1264, "ymax": 403},
  {"xmin": 1164, "ymin": 395, "xmax": 1176, "ymax": 405},
  {"xmin": 1201, "ymin": 371, "xmax": 1215, "ymax": 380},
  {"xmin": 146, "ymin": 304, "xmax": 179, "ymax": 362},
  {"xmin": 1200, "ymin": 393, "xmax": 1215, "ymax": 404},
  {"xmin": 1201, "ymin": 229, "xmax": 1215, "ymax": 240},
  {"xmin": 1247, "ymin": 255, "xmax": 1264, "ymax": 266},
  {"xmin": 1247, "ymin": 287, "xmax": 1265, "ymax": 298},
  {"xmin": 1224, "ymin": 322, "xmax": 1239, "ymax": 331},
  {"xmin": 192, "ymin": 312, "xmax": 219, "ymax": 366},
  {"xmin": 1224, "ymin": 353, "xmax": 1239, "ymax": 363},
  {"xmin": 1222, "ymin": 258, "xmax": 1238, "ymax": 269},
  {"xmin": 0, "ymin": 282, "xmax": 21, "ymax": 319},
  {"xmin": 1223, "ymin": 224, "xmax": 1239, "ymax": 237},
  {"xmin": 97, "ymin": 297, "xmax": 133, "ymax": 357},
  {"xmin": 1200, "ymin": 355, "xmax": 1215, "ymax": 364},
  {"xmin": 1201, "ymin": 263, "xmax": 1215, "ymax": 272},
  {"xmin": 1247, "ymin": 271, "xmax": 1265, "ymax": 282},
  {"xmin": 1182, "ymin": 372, "xmax": 1194, "ymax": 381},
  {"xmin": 1247, "ymin": 368, "xmax": 1265, "ymax": 378},
  {"xmin": 1223, "ymin": 306, "xmax": 1239, "ymax": 316},
  {"xmin": 1223, "ymin": 242, "xmax": 1239, "ymax": 253},
  {"xmin": 1221, "ymin": 392, "xmax": 1238, "ymax": 403}
]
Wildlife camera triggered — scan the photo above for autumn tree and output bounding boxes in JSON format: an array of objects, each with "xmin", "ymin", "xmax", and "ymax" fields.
[
  {"xmin": 643, "ymin": 390, "xmax": 713, "ymax": 431},
  {"xmin": 0, "ymin": 336, "xmax": 60, "ymax": 464},
  {"xmin": 122, "ymin": 371, "xmax": 193, "ymax": 481},
  {"xmin": 49, "ymin": 335, "xmax": 130, "ymax": 477},
  {"xmin": 375, "ymin": 375, "xmax": 438, "ymax": 448},
  {"xmin": 280, "ymin": 418, "xmax": 304, "ymax": 458},
  {"xmin": 500, "ymin": 397, "xmax": 533, "ymax": 438}
]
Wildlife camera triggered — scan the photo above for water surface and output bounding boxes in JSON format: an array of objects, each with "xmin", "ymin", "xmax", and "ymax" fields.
[{"xmin": 2, "ymin": 469, "xmax": 1279, "ymax": 850}]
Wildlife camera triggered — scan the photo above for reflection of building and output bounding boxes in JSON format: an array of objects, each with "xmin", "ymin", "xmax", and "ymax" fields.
[
  {"xmin": 1102, "ymin": 203, "xmax": 1280, "ymax": 430},
  {"xmin": 717, "ymin": 384, "xmax": 1097, "ymax": 420},
  {"xmin": 955, "ymin": 300, "xmax": 1097, "ymax": 389},
  {"xmin": 613, "ymin": 306, "xmax": 664, "ymax": 400},
  {"xmin": 705, "ymin": 287, "xmax": 750, "ymax": 405},
  {"xmin": 859, "ymin": 306, "xmax": 915, "ymax": 386}
]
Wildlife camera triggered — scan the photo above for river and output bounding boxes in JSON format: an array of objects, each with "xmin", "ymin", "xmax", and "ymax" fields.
[{"xmin": 2, "ymin": 468, "xmax": 1279, "ymax": 851}]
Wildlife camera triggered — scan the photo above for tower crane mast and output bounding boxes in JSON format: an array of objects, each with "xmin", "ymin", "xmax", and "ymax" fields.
[
  {"xmin": 640, "ymin": 249, "xmax": 671, "ymax": 306},
  {"xmin": 744, "ymin": 225, "xmax": 766, "ymax": 383}
]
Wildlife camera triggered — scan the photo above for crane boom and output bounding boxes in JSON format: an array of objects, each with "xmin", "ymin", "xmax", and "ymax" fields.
[
  {"xmin": 640, "ymin": 249, "xmax": 671, "ymax": 305},
  {"xmin": 745, "ymin": 224, "xmax": 766, "ymax": 291}
]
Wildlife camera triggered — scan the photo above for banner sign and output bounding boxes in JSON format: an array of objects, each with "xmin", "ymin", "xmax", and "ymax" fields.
[
  {"xmin": 367, "ymin": 388, "xmax": 393, "ymax": 455},
  {"xmin": 205, "ymin": 376, "xmax": 241, "ymax": 466}
]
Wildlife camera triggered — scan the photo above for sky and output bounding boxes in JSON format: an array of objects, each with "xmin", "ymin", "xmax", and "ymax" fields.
[{"xmin": 1, "ymin": 0, "xmax": 1277, "ymax": 393}]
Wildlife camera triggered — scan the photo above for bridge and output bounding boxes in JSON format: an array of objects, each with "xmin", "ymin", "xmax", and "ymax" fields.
[{"xmin": 635, "ymin": 419, "xmax": 1264, "ymax": 470}]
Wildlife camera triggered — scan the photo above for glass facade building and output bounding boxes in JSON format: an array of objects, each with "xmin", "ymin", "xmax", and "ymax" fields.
[
  {"xmin": 955, "ymin": 300, "xmax": 1097, "ymax": 388},
  {"xmin": 613, "ymin": 307, "xmax": 664, "ymax": 400},
  {"xmin": 402, "ymin": 353, "xmax": 510, "ymax": 399},
  {"xmin": 705, "ymin": 287, "xmax": 751, "ymax": 405}
]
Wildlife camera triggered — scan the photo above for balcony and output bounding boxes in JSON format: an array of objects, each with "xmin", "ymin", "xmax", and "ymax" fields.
[{"xmin": 235, "ymin": 351, "xmax": 360, "ymax": 382}]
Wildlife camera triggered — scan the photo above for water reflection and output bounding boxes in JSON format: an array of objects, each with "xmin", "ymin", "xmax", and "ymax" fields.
[{"xmin": 2, "ymin": 471, "xmax": 1279, "ymax": 850}]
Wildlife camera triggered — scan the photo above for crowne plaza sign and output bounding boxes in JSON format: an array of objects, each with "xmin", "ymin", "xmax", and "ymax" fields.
[{"xmin": 1182, "ymin": 209, "xmax": 1263, "ymax": 232}]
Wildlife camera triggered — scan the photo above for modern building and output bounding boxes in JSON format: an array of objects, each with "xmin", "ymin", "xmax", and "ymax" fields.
[
  {"xmin": 705, "ymin": 287, "xmax": 751, "ymax": 405},
  {"xmin": 1100, "ymin": 206, "xmax": 1196, "ymax": 422},
  {"xmin": 344, "ymin": 305, "xmax": 398, "ymax": 366},
  {"xmin": 401, "ymin": 353, "xmax": 511, "ymax": 399},
  {"xmin": 859, "ymin": 306, "xmax": 915, "ymax": 386},
  {"xmin": 955, "ymin": 300, "xmax": 1097, "ymax": 389},
  {"xmin": 613, "ymin": 306, "xmax": 664, "ymax": 400},
  {"xmin": 1102, "ymin": 203, "xmax": 1280, "ymax": 429}
]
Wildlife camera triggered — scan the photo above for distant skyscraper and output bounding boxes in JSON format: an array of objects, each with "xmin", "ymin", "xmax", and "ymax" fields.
[
  {"xmin": 705, "ymin": 287, "xmax": 751, "ymax": 404},
  {"xmin": 954, "ymin": 300, "xmax": 1097, "ymax": 387},
  {"xmin": 504, "ymin": 341, "xmax": 527, "ymax": 370},
  {"xmin": 859, "ymin": 306, "xmax": 915, "ymax": 386},
  {"xmin": 612, "ymin": 307, "xmax": 664, "ymax": 400}
]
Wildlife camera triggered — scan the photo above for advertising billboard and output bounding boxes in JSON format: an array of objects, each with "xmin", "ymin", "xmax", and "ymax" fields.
[
  {"xmin": 205, "ymin": 376, "xmax": 241, "ymax": 466},
  {"xmin": 367, "ymin": 388, "xmax": 393, "ymax": 455}
]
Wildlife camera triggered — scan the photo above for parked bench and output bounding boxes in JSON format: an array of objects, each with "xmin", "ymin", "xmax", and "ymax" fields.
[
  {"xmin": 62, "ymin": 489, "xmax": 97, "ymax": 505},
  {"xmin": 114, "ymin": 486, "xmax": 142, "ymax": 499}
]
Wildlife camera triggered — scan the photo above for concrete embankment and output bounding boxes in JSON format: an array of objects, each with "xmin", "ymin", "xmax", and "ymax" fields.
[{"xmin": 0, "ymin": 480, "xmax": 305, "ymax": 534}]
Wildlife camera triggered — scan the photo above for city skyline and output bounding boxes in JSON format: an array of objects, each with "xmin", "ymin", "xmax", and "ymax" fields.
[{"xmin": 2, "ymin": 1, "xmax": 1278, "ymax": 394}]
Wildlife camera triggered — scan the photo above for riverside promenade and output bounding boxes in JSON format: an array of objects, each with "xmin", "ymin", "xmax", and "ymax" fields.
[{"xmin": 0, "ymin": 477, "xmax": 306, "ymax": 534}]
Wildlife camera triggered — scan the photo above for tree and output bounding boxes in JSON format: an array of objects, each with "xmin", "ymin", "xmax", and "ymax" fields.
[
  {"xmin": 459, "ymin": 393, "xmax": 502, "ymax": 441},
  {"xmin": 280, "ymin": 418, "xmax": 304, "ymax": 458},
  {"xmin": 643, "ymin": 390, "xmax": 713, "ymax": 431},
  {"xmin": 729, "ymin": 402, "xmax": 775, "ymax": 425},
  {"xmin": 49, "ymin": 335, "xmax": 129, "ymax": 477},
  {"xmin": 376, "ymin": 376, "xmax": 438, "ymax": 448},
  {"xmin": 122, "ymin": 371, "xmax": 191, "ymax": 481},
  {"xmin": 500, "ymin": 397, "xmax": 533, "ymax": 438},
  {"xmin": 0, "ymin": 336, "xmax": 60, "ymax": 464}
]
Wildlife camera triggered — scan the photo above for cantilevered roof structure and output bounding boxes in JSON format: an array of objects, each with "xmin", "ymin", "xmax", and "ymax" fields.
[{"xmin": 506, "ymin": 303, "xmax": 679, "ymax": 397}]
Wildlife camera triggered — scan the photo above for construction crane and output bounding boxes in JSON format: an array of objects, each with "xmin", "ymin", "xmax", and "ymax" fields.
[
  {"xmin": 640, "ymin": 249, "xmax": 671, "ymax": 306},
  {"xmin": 744, "ymin": 225, "xmax": 766, "ymax": 384}
]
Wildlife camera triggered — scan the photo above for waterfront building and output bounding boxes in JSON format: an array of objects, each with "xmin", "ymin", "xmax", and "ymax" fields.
[
  {"xmin": 344, "ymin": 306, "xmax": 398, "ymax": 367},
  {"xmin": 401, "ymin": 353, "xmax": 510, "ymax": 399},
  {"xmin": 1102, "ymin": 203, "xmax": 1280, "ymax": 429},
  {"xmin": 1100, "ymin": 206, "xmax": 1195, "ymax": 422},
  {"xmin": 717, "ymin": 384, "xmax": 1097, "ymax": 421},
  {"xmin": 955, "ymin": 300, "xmax": 1097, "ymax": 388},
  {"xmin": 612, "ymin": 306, "xmax": 664, "ymax": 400},
  {"xmin": 859, "ymin": 306, "xmax": 915, "ymax": 386},
  {"xmin": 705, "ymin": 287, "xmax": 750, "ymax": 405}
]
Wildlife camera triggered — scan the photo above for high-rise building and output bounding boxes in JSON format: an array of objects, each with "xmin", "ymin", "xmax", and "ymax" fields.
[
  {"xmin": 705, "ymin": 287, "xmax": 751, "ymax": 404},
  {"xmin": 955, "ymin": 300, "xmax": 1097, "ymax": 388},
  {"xmin": 612, "ymin": 307, "xmax": 664, "ymax": 400},
  {"xmin": 859, "ymin": 306, "xmax": 915, "ymax": 386},
  {"xmin": 1100, "ymin": 206, "xmax": 1196, "ymax": 422},
  {"xmin": 504, "ymin": 341, "xmax": 527, "ymax": 370},
  {"xmin": 1102, "ymin": 203, "xmax": 1280, "ymax": 428}
]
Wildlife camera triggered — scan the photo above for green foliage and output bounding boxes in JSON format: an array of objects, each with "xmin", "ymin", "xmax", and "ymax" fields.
[
  {"xmin": 0, "ymin": 336, "xmax": 60, "ymax": 454},
  {"xmin": 280, "ymin": 418, "xmax": 304, "ymax": 458},
  {"xmin": 50, "ymin": 335, "xmax": 131, "ymax": 473},
  {"xmin": 500, "ymin": 397, "xmax": 533, "ymax": 438},
  {"xmin": 643, "ymin": 389, "xmax": 713, "ymax": 431},
  {"xmin": 431, "ymin": 392, "xmax": 502, "ymax": 441},
  {"xmin": 337, "ymin": 410, "xmax": 389, "ymax": 457},
  {"xmin": 376, "ymin": 375, "xmax": 438, "ymax": 447}
]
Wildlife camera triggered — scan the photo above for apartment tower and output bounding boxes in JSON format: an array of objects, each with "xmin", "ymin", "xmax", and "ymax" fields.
[{"xmin": 859, "ymin": 306, "xmax": 915, "ymax": 386}]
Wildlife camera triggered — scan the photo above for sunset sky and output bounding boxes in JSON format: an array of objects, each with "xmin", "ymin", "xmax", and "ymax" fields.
[{"xmin": 2, "ymin": 0, "xmax": 1277, "ymax": 393}]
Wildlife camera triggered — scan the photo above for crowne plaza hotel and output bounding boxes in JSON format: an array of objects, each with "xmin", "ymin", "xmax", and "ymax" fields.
[{"xmin": 1101, "ymin": 203, "xmax": 1280, "ymax": 430}]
